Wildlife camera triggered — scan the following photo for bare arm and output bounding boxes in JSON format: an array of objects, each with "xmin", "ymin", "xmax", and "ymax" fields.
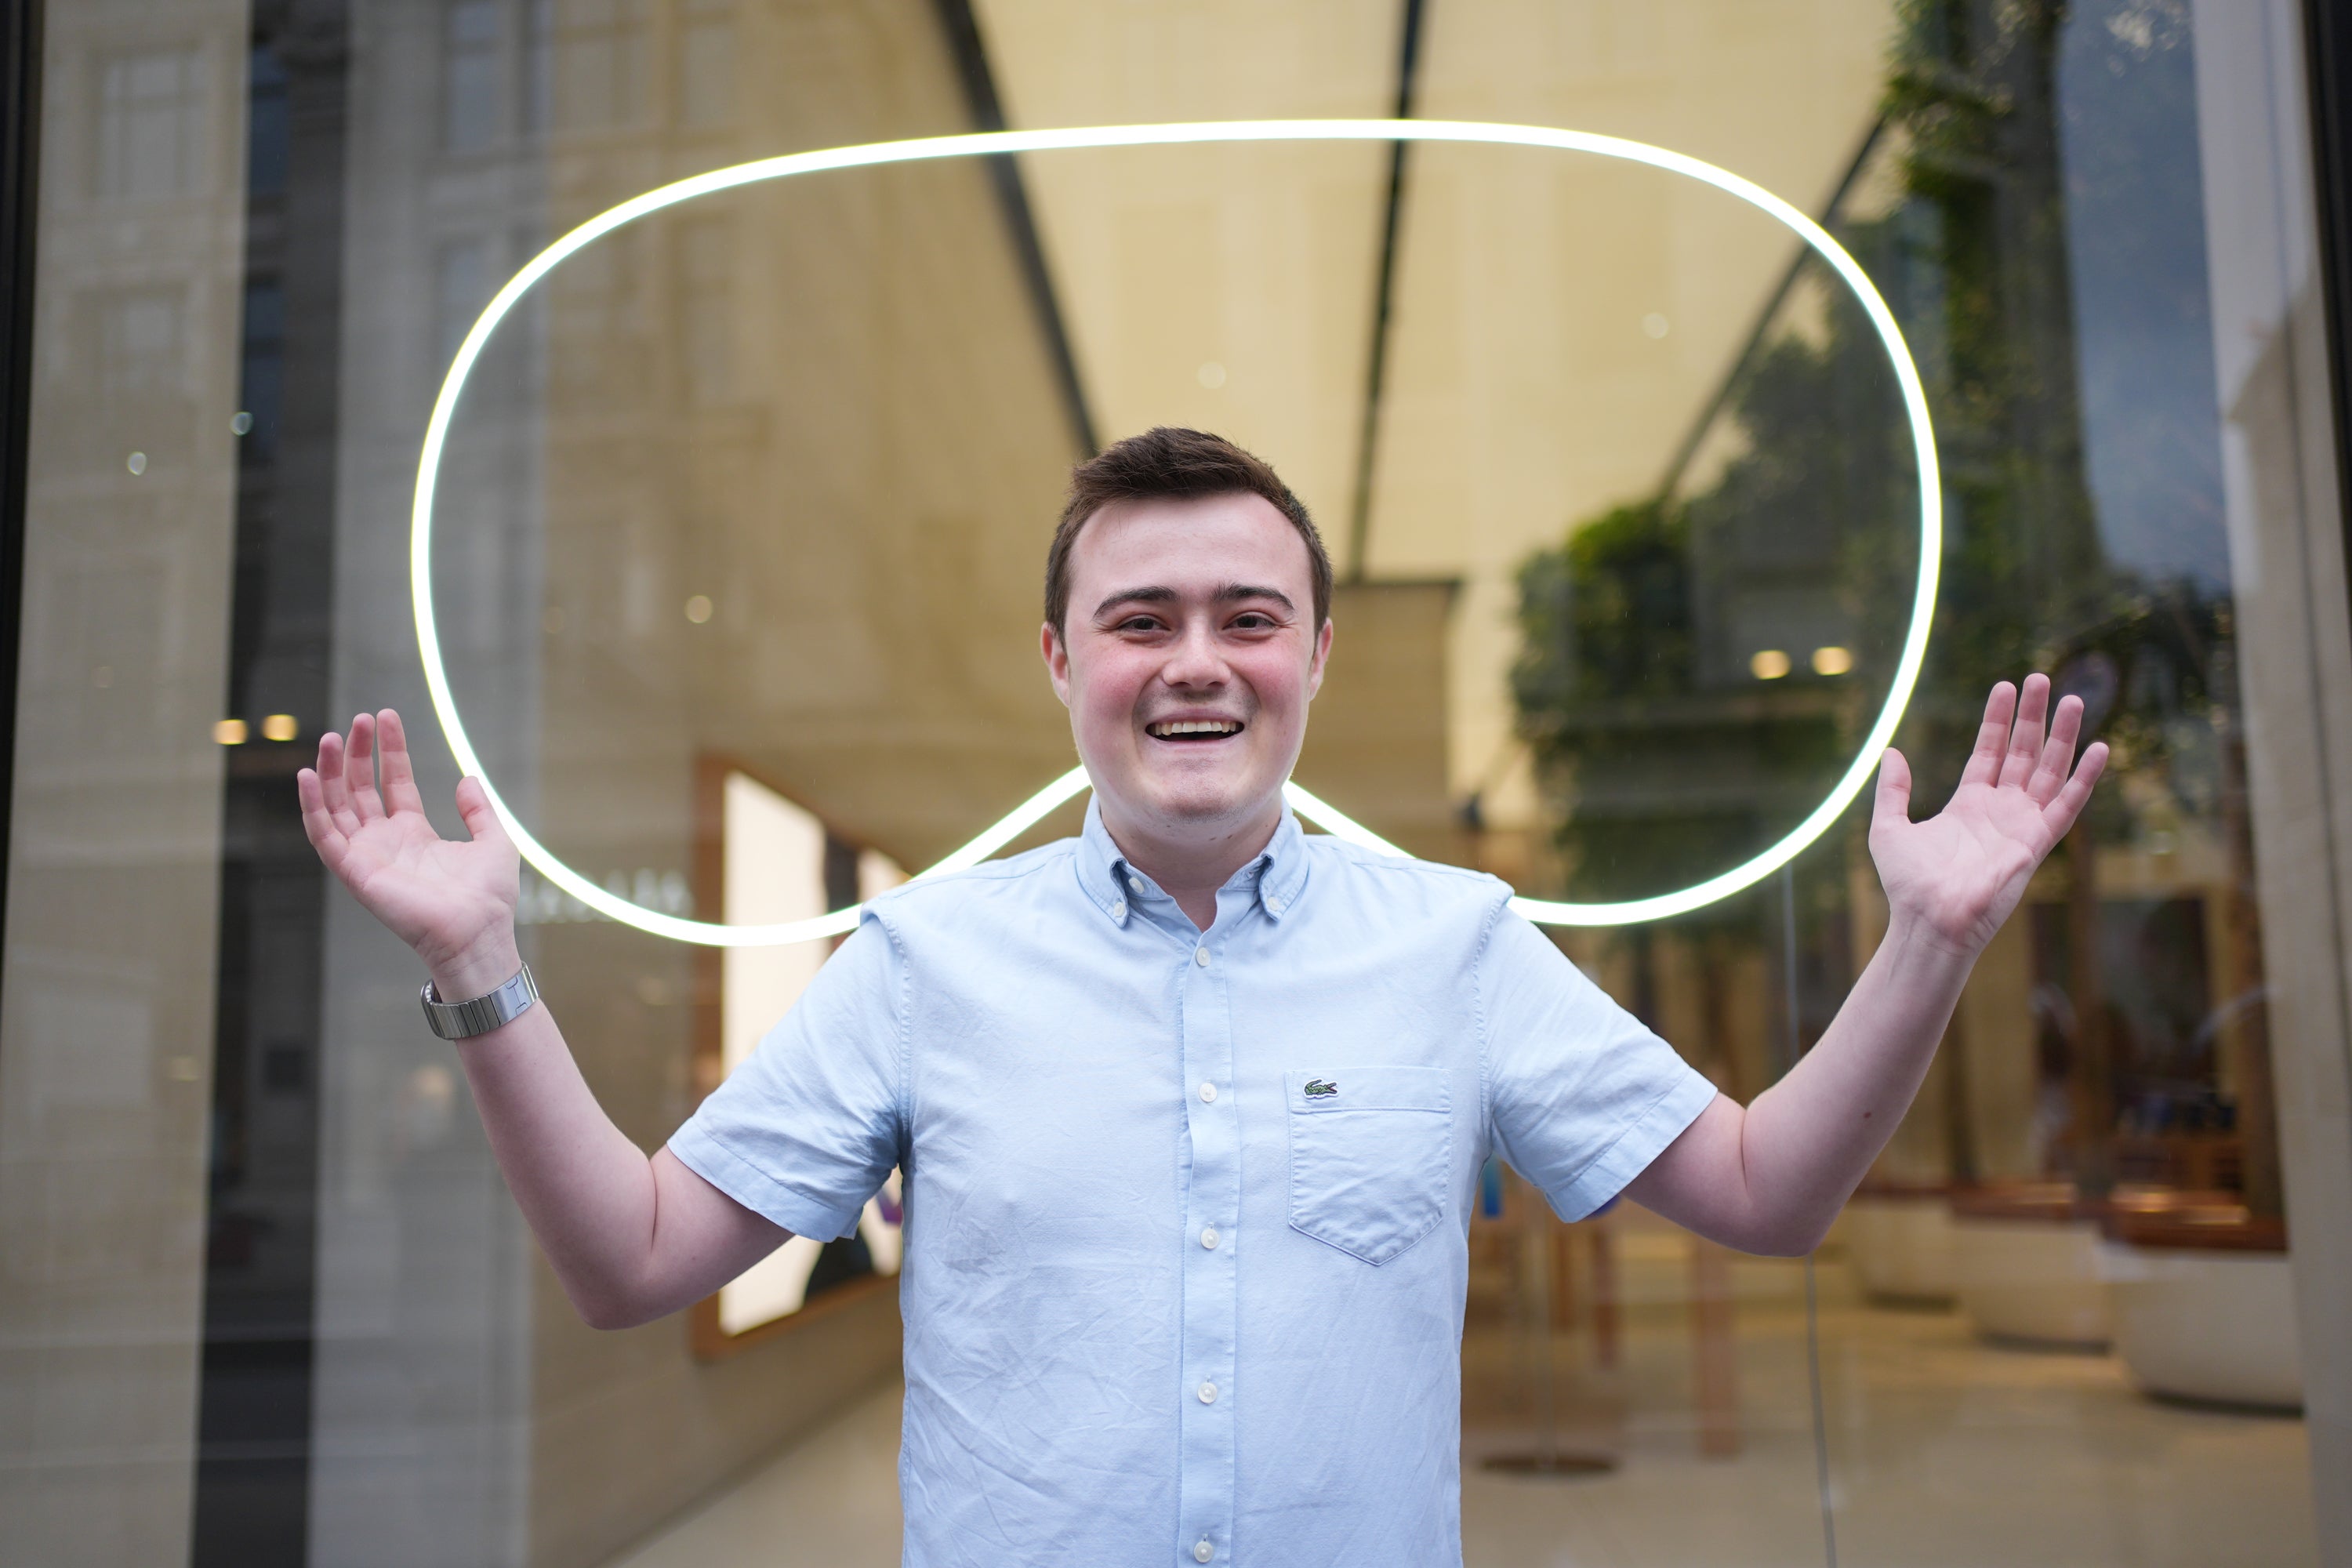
[
  {"xmin": 299, "ymin": 710, "xmax": 786, "ymax": 1328},
  {"xmin": 1624, "ymin": 674, "xmax": 2107, "ymax": 1255}
]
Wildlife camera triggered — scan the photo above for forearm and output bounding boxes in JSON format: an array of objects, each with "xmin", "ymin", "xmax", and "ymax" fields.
[
  {"xmin": 1627, "ymin": 912, "xmax": 1977, "ymax": 1254},
  {"xmin": 302, "ymin": 716, "xmax": 783, "ymax": 1327},
  {"xmin": 1735, "ymin": 913, "xmax": 1974, "ymax": 1250},
  {"xmin": 431, "ymin": 936, "xmax": 684, "ymax": 1327}
]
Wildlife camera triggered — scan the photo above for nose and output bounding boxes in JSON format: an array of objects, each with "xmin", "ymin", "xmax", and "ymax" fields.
[{"xmin": 1161, "ymin": 617, "xmax": 1227, "ymax": 691}]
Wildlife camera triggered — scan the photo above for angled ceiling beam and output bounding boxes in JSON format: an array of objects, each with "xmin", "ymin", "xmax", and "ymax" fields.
[
  {"xmin": 1345, "ymin": 0, "xmax": 1429, "ymax": 583},
  {"xmin": 1651, "ymin": 118, "xmax": 1886, "ymax": 508},
  {"xmin": 931, "ymin": 0, "xmax": 1100, "ymax": 456}
]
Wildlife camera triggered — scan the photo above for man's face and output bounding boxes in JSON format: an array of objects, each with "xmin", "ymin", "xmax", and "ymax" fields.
[{"xmin": 1043, "ymin": 492, "xmax": 1331, "ymax": 847}]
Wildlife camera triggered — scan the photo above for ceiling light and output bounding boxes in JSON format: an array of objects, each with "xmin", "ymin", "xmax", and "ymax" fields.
[
  {"xmin": 214, "ymin": 719, "xmax": 248, "ymax": 746},
  {"xmin": 1812, "ymin": 645, "xmax": 1853, "ymax": 675},
  {"xmin": 1751, "ymin": 649, "xmax": 1792, "ymax": 680}
]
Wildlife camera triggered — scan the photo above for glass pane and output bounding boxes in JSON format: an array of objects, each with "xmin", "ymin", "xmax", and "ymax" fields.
[{"xmin": 4, "ymin": 1, "xmax": 2342, "ymax": 1566}]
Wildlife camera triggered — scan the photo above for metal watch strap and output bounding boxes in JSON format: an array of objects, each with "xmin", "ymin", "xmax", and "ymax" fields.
[{"xmin": 419, "ymin": 964, "xmax": 539, "ymax": 1040}]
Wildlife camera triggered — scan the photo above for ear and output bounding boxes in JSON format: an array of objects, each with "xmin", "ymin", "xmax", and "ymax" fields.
[
  {"xmin": 1041, "ymin": 620, "xmax": 1073, "ymax": 708},
  {"xmin": 1305, "ymin": 617, "xmax": 1334, "ymax": 702}
]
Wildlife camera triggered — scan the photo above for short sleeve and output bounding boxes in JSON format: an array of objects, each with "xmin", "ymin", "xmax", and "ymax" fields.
[
  {"xmin": 667, "ymin": 914, "xmax": 903, "ymax": 1240},
  {"xmin": 1481, "ymin": 909, "xmax": 1718, "ymax": 1221}
]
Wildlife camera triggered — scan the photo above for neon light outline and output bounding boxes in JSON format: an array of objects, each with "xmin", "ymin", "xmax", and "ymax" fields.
[{"xmin": 413, "ymin": 119, "xmax": 1940, "ymax": 944}]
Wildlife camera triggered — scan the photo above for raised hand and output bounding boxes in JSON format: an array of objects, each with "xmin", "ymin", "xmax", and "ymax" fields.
[
  {"xmin": 297, "ymin": 709, "xmax": 522, "ymax": 998},
  {"xmin": 1869, "ymin": 674, "xmax": 2109, "ymax": 955}
]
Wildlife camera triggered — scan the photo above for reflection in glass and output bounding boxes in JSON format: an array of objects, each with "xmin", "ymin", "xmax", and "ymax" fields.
[
  {"xmin": 5, "ymin": 0, "xmax": 2339, "ymax": 1563},
  {"xmin": 1499, "ymin": 2, "xmax": 2313, "ymax": 1562}
]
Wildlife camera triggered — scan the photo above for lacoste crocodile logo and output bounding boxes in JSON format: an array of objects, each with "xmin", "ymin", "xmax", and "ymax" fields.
[{"xmin": 1303, "ymin": 1079, "xmax": 1339, "ymax": 1099}]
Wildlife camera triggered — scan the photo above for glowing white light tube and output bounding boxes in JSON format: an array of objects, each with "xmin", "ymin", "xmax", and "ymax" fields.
[{"xmin": 414, "ymin": 120, "xmax": 1940, "ymax": 944}]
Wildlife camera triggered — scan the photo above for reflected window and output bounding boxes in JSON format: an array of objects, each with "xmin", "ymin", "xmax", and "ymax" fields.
[
  {"xmin": 522, "ymin": 0, "xmax": 554, "ymax": 137},
  {"xmin": 238, "ymin": 279, "xmax": 282, "ymax": 460},
  {"xmin": 246, "ymin": 44, "xmax": 288, "ymax": 196},
  {"xmin": 676, "ymin": 0, "xmax": 734, "ymax": 129},
  {"xmin": 94, "ymin": 287, "xmax": 183, "ymax": 400},
  {"xmin": 96, "ymin": 49, "xmax": 204, "ymax": 201},
  {"xmin": 548, "ymin": 226, "xmax": 644, "ymax": 402},
  {"xmin": 442, "ymin": 0, "xmax": 503, "ymax": 153},
  {"xmin": 674, "ymin": 217, "xmax": 733, "ymax": 405},
  {"xmin": 434, "ymin": 235, "xmax": 492, "ymax": 372},
  {"xmin": 552, "ymin": 0, "xmax": 649, "ymax": 133}
]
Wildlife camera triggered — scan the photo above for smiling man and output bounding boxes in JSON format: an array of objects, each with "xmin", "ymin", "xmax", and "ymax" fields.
[{"xmin": 299, "ymin": 427, "xmax": 2103, "ymax": 1568}]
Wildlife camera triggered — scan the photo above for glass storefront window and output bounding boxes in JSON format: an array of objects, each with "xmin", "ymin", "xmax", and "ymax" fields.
[{"xmin": 4, "ymin": 2, "xmax": 2350, "ymax": 1565}]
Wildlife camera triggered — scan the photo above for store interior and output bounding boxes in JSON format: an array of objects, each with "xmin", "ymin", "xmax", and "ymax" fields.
[{"xmin": 4, "ymin": 1, "xmax": 2344, "ymax": 1565}]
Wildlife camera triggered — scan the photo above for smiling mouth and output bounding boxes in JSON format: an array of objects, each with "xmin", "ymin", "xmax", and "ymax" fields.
[{"xmin": 1146, "ymin": 718, "xmax": 1245, "ymax": 742}]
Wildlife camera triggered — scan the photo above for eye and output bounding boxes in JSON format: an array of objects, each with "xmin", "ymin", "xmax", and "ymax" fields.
[
  {"xmin": 1113, "ymin": 614, "xmax": 1166, "ymax": 633},
  {"xmin": 1229, "ymin": 611, "xmax": 1278, "ymax": 630}
]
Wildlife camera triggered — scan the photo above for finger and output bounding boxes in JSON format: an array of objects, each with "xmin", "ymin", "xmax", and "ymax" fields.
[
  {"xmin": 347, "ymin": 712, "xmax": 385, "ymax": 822},
  {"xmin": 1873, "ymin": 746, "xmax": 1913, "ymax": 829},
  {"xmin": 2027, "ymin": 694, "xmax": 2085, "ymax": 804},
  {"xmin": 1998, "ymin": 673, "xmax": 2051, "ymax": 791},
  {"xmin": 296, "ymin": 767, "xmax": 349, "ymax": 872},
  {"xmin": 377, "ymin": 709, "xmax": 428, "ymax": 815},
  {"xmin": 453, "ymin": 776, "xmax": 514, "ymax": 856},
  {"xmin": 2042, "ymin": 740, "xmax": 2110, "ymax": 839},
  {"xmin": 1960, "ymin": 682, "xmax": 2017, "ymax": 787},
  {"xmin": 315, "ymin": 729, "xmax": 360, "ymax": 834}
]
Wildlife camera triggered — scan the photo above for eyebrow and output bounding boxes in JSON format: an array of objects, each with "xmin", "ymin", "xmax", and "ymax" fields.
[{"xmin": 1091, "ymin": 583, "xmax": 1298, "ymax": 620}]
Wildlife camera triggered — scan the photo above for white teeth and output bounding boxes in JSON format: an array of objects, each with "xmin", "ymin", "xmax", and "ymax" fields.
[{"xmin": 1150, "ymin": 719, "xmax": 1243, "ymax": 737}]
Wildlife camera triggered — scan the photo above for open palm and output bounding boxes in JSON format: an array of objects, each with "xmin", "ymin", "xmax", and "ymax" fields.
[
  {"xmin": 1870, "ymin": 674, "xmax": 2108, "ymax": 954},
  {"xmin": 297, "ymin": 709, "xmax": 520, "ymax": 982}
]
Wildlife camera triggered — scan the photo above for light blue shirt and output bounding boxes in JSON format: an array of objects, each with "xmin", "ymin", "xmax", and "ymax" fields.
[{"xmin": 670, "ymin": 800, "xmax": 1715, "ymax": 1568}]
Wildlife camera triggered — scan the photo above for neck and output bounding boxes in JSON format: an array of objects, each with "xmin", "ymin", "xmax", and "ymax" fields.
[{"xmin": 1098, "ymin": 793, "xmax": 1284, "ymax": 931}]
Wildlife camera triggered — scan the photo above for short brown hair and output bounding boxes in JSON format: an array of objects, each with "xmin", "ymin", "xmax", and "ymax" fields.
[{"xmin": 1044, "ymin": 427, "xmax": 1333, "ymax": 634}]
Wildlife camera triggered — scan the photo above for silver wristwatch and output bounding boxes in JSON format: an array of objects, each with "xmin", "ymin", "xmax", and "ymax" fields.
[{"xmin": 419, "ymin": 964, "xmax": 539, "ymax": 1040}]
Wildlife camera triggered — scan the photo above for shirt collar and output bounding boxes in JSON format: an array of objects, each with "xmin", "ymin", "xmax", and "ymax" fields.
[{"xmin": 1074, "ymin": 795, "xmax": 1310, "ymax": 928}]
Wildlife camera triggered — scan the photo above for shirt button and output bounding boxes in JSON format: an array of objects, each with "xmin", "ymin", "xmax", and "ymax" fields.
[
  {"xmin": 1198, "ymin": 1381, "xmax": 1217, "ymax": 1403},
  {"xmin": 1201, "ymin": 1226, "xmax": 1218, "ymax": 1249},
  {"xmin": 1198, "ymin": 1080, "xmax": 1217, "ymax": 1103},
  {"xmin": 1193, "ymin": 946, "xmax": 1210, "ymax": 967},
  {"xmin": 1195, "ymin": 1540, "xmax": 1214, "ymax": 1563},
  {"xmin": 1266, "ymin": 895, "xmax": 1284, "ymax": 914},
  {"xmin": 1109, "ymin": 900, "xmax": 1125, "ymax": 920}
]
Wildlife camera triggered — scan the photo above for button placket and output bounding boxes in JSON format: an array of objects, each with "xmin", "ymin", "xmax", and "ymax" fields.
[{"xmin": 1178, "ymin": 927, "xmax": 1236, "ymax": 1566}]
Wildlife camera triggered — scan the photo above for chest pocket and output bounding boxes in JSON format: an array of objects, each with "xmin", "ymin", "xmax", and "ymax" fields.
[{"xmin": 1285, "ymin": 1065, "xmax": 1451, "ymax": 1265}]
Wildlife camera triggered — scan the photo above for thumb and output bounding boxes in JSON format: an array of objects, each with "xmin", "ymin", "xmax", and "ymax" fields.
[
  {"xmin": 453, "ymin": 776, "xmax": 512, "ymax": 851},
  {"xmin": 1874, "ymin": 746, "xmax": 1913, "ymax": 829}
]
